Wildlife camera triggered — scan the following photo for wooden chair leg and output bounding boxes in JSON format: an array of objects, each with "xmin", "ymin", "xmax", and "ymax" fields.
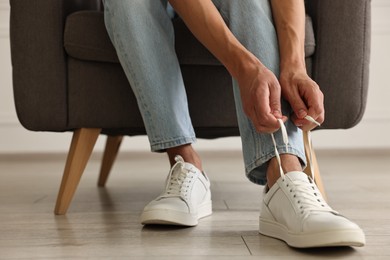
[
  {"xmin": 303, "ymin": 131, "xmax": 327, "ymax": 201},
  {"xmin": 54, "ymin": 128, "xmax": 101, "ymax": 215},
  {"xmin": 98, "ymin": 135, "xmax": 123, "ymax": 187}
]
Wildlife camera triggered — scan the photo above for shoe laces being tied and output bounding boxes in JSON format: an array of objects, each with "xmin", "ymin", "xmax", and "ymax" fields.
[
  {"xmin": 271, "ymin": 116, "xmax": 335, "ymax": 215},
  {"xmin": 162, "ymin": 155, "xmax": 195, "ymax": 199},
  {"xmin": 270, "ymin": 115, "xmax": 320, "ymax": 181}
]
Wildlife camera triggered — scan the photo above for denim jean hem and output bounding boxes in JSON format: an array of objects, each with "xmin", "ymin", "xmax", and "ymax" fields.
[
  {"xmin": 245, "ymin": 146, "xmax": 307, "ymax": 186},
  {"xmin": 150, "ymin": 136, "xmax": 197, "ymax": 152}
]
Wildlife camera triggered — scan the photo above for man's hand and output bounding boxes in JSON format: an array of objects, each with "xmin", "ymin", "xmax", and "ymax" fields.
[
  {"xmin": 280, "ymin": 69, "xmax": 324, "ymax": 131},
  {"xmin": 271, "ymin": 0, "xmax": 324, "ymax": 130},
  {"xmin": 237, "ymin": 62, "xmax": 287, "ymax": 133}
]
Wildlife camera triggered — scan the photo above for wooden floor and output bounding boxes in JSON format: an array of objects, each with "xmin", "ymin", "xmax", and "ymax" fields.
[{"xmin": 0, "ymin": 149, "xmax": 389, "ymax": 259}]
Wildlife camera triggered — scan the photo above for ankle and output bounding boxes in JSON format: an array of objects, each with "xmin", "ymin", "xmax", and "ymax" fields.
[
  {"xmin": 266, "ymin": 154, "xmax": 302, "ymax": 188},
  {"xmin": 167, "ymin": 144, "xmax": 203, "ymax": 171}
]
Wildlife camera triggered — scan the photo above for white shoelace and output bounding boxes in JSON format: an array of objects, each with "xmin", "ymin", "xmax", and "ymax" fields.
[
  {"xmin": 291, "ymin": 178, "xmax": 332, "ymax": 215},
  {"xmin": 270, "ymin": 115, "xmax": 320, "ymax": 181},
  {"xmin": 271, "ymin": 116, "xmax": 335, "ymax": 215},
  {"xmin": 162, "ymin": 156, "xmax": 195, "ymax": 199}
]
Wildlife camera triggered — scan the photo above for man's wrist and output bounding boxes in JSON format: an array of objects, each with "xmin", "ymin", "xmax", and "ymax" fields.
[
  {"xmin": 225, "ymin": 49, "xmax": 263, "ymax": 80},
  {"xmin": 280, "ymin": 58, "xmax": 306, "ymax": 73}
]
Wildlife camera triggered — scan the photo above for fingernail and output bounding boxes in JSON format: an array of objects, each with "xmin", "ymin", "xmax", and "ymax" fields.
[
  {"xmin": 298, "ymin": 109, "xmax": 307, "ymax": 118},
  {"xmin": 272, "ymin": 110, "xmax": 282, "ymax": 117}
]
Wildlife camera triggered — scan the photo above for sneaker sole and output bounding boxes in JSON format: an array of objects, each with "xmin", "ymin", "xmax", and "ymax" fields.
[
  {"xmin": 259, "ymin": 217, "xmax": 366, "ymax": 248},
  {"xmin": 140, "ymin": 201, "xmax": 212, "ymax": 226}
]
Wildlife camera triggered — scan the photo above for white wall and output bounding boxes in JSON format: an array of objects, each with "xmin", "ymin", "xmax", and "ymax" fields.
[{"xmin": 1, "ymin": 0, "xmax": 389, "ymax": 154}]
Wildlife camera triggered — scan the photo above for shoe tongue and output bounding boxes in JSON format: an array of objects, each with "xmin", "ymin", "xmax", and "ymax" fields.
[
  {"xmin": 285, "ymin": 171, "xmax": 310, "ymax": 182},
  {"xmin": 172, "ymin": 162, "xmax": 196, "ymax": 176},
  {"xmin": 183, "ymin": 162, "xmax": 196, "ymax": 171}
]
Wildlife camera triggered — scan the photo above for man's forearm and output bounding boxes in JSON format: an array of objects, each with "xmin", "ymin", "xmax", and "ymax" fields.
[
  {"xmin": 270, "ymin": 0, "xmax": 306, "ymax": 71},
  {"xmin": 168, "ymin": 0, "xmax": 261, "ymax": 79}
]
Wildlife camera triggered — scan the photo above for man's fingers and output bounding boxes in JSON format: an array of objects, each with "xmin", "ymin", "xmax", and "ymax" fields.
[
  {"xmin": 250, "ymin": 81, "xmax": 288, "ymax": 133},
  {"xmin": 268, "ymin": 81, "xmax": 283, "ymax": 119},
  {"xmin": 252, "ymin": 114, "xmax": 288, "ymax": 133},
  {"xmin": 290, "ymin": 97, "xmax": 308, "ymax": 120},
  {"xmin": 252, "ymin": 106, "xmax": 280, "ymax": 133}
]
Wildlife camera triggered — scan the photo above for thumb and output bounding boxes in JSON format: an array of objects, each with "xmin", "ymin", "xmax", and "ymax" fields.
[
  {"xmin": 269, "ymin": 83, "xmax": 283, "ymax": 119},
  {"xmin": 289, "ymin": 92, "xmax": 308, "ymax": 119},
  {"xmin": 280, "ymin": 78, "xmax": 307, "ymax": 119}
]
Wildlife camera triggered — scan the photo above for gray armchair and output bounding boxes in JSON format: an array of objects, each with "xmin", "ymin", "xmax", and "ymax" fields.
[{"xmin": 9, "ymin": 0, "xmax": 371, "ymax": 214}]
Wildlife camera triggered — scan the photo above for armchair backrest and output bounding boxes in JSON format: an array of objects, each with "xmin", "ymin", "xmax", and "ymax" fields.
[
  {"xmin": 9, "ymin": 0, "xmax": 102, "ymax": 131},
  {"xmin": 64, "ymin": 0, "xmax": 102, "ymax": 15},
  {"xmin": 304, "ymin": 0, "xmax": 371, "ymax": 129}
]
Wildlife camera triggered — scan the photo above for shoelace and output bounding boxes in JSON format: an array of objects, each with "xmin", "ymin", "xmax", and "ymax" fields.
[
  {"xmin": 271, "ymin": 115, "xmax": 320, "ymax": 181},
  {"xmin": 271, "ymin": 116, "xmax": 335, "ymax": 215},
  {"xmin": 162, "ymin": 156, "xmax": 195, "ymax": 199},
  {"xmin": 292, "ymin": 178, "xmax": 332, "ymax": 215}
]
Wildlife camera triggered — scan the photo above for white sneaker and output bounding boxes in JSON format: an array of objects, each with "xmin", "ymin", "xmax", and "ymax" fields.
[
  {"xmin": 260, "ymin": 171, "xmax": 366, "ymax": 248},
  {"xmin": 259, "ymin": 118, "xmax": 365, "ymax": 248},
  {"xmin": 140, "ymin": 155, "xmax": 212, "ymax": 226}
]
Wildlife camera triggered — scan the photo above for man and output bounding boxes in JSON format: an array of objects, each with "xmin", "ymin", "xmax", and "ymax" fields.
[{"xmin": 103, "ymin": 0, "xmax": 365, "ymax": 248}]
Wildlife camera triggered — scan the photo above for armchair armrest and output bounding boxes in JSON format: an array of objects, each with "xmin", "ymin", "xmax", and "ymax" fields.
[
  {"xmin": 305, "ymin": 0, "xmax": 371, "ymax": 129},
  {"xmin": 10, "ymin": 0, "xmax": 102, "ymax": 131}
]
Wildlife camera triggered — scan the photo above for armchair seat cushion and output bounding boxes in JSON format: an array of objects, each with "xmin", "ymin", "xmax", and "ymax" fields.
[{"xmin": 64, "ymin": 11, "xmax": 316, "ymax": 65}]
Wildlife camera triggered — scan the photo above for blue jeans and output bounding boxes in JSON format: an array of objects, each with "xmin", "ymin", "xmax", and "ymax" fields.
[{"xmin": 103, "ymin": 0, "xmax": 306, "ymax": 185}]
